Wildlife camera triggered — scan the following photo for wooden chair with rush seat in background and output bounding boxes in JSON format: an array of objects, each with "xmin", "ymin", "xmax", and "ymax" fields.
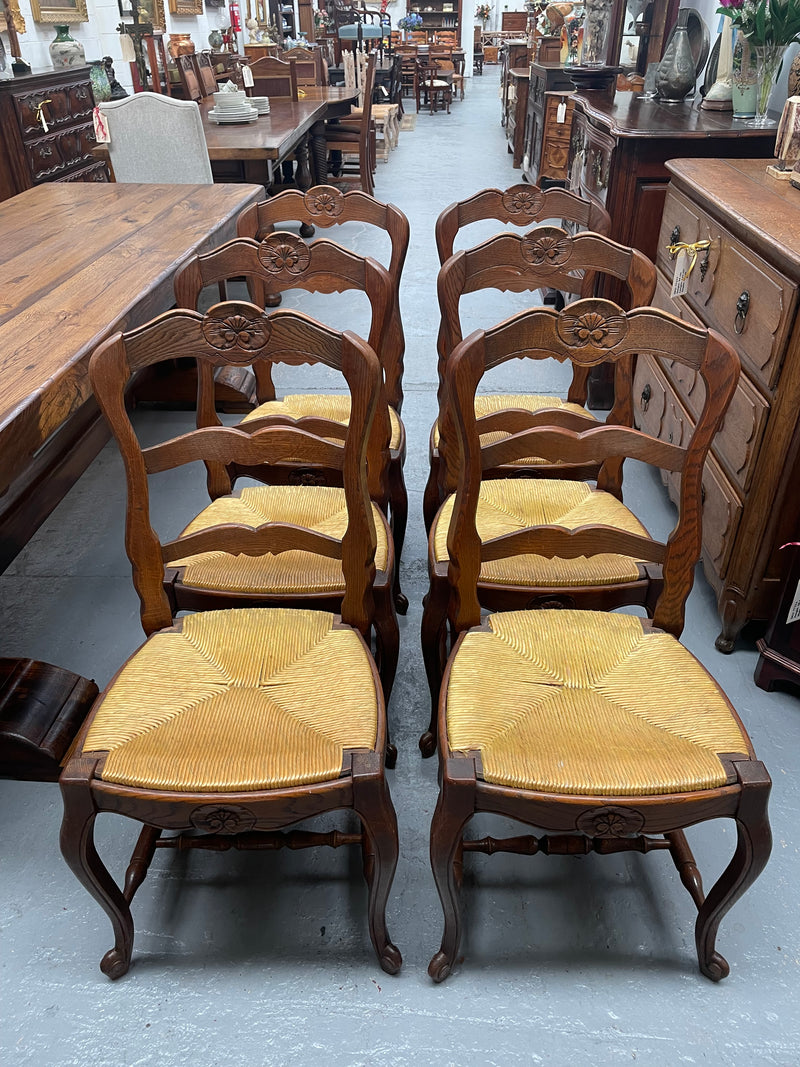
[{"xmin": 426, "ymin": 300, "xmax": 771, "ymax": 985}]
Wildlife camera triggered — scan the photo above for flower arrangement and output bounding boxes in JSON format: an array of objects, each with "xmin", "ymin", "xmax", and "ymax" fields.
[
  {"xmin": 716, "ymin": 0, "xmax": 800, "ymax": 46},
  {"xmin": 313, "ymin": 7, "xmax": 332, "ymax": 31},
  {"xmin": 398, "ymin": 11, "xmax": 423, "ymax": 28},
  {"xmin": 475, "ymin": 2, "xmax": 492, "ymax": 20}
]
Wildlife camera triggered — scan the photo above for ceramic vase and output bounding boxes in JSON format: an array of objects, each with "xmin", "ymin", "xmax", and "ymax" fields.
[
  {"xmin": 656, "ymin": 22, "xmax": 695, "ymax": 102},
  {"xmin": 49, "ymin": 26, "xmax": 85, "ymax": 70},
  {"xmin": 89, "ymin": 58, "xmax": 112, "ymax": 102},
  {"xmin": 208, "ymin": 28, "xmax": 225, "ymax": 48}
]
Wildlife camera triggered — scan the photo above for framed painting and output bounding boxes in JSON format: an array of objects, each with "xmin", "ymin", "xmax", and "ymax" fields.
[
  {"xmin": 29, "ymin": 0, "xmax": 89, "ymax": 24},
  {"xmin": 139, "ymin": 0, "xmax": 167, "ymax": 31},
  {"xmin": 168, "ymin": 0, "xmax": 203, "ymax": 13}
]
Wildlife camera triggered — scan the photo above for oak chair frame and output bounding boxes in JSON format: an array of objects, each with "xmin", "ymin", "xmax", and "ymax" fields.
[
  {"xmin": 60, "ymin": 302, "xmax": 402, "ymax": 979},
  {"xmin": 427, "ymin": 300, "xmax": 771, "ymax": 983}
]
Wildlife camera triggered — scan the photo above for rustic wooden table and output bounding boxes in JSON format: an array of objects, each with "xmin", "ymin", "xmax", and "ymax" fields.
[{"xmin": 0, "ymin": 181, "xmax": 264, "ymax": 572}]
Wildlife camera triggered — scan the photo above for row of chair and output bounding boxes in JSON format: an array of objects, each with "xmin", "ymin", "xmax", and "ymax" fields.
[{"xmin": 58, "ymin": 184, "xmax": 771, "ymax": 986}]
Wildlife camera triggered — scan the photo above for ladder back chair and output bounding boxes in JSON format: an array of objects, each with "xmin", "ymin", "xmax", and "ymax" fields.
[
  {"xmin": 250, "ymin": 54, "xmax": 299, "ymax": 99},
  {"xmin": 172, "ymin": 237, "xmax": 402, "ymax": 705},
  {"xmin": 194, "ymin": 51, "xmax": 219, "ymax": 97},
  {"xmin": 60, "ymin": 302, "xmax": 402, "ymax": 980},
  {"xmin": 415, "ymin": 56, "xmax": 452, "ymax": 114},
  {"xmin": 235, "ymin": 186, "xmax": 410, "ymax": 610},
  {"xmin": 425, "ymin": 224, "xmax": 655, "ymax": 531},
  {"xmin": 427, "ymin": 300, "xmax": 771, "ymax": 984},
  {"xmin": 324, "ymin": 51, "xmax": 377, "ymax": 196}
]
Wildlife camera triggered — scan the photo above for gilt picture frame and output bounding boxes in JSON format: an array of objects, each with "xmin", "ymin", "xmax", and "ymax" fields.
[
  {"xmin": 29, "ymin": 0, "xmax": 89, "ymax": 24},
  {"xmin": 168, "ymin": 0, "xmax": 203, "ymax": 14}
]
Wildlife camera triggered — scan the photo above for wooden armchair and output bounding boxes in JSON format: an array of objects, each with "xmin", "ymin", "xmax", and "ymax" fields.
[
  {"xmin": 426, "ymin": 300, "xmax": 771, "ymax": 983},
  {"xmin": 170, "ymin": 236, "xmax": 401, "ymax": 704},
  {"xmin": 60, "ymin": 301, "xmax": 402, "ymax": 980},
  {"xmin": 424, "ymin": 222, "xmax": 653, "ymax": 531},
  {"xmin": 235, "ymin": 186, "xmax": 410, "ymax": 609}
]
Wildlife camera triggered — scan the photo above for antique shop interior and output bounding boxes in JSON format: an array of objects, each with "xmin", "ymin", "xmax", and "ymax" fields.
[{"xmin": 1, "ymin": 0, "xmax": 800, "ymax": 1061}]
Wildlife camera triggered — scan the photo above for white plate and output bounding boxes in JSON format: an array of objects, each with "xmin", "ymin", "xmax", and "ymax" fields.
[{"xmin": 208, "ymin": 111, "xmax": 259, "ymax": 124}]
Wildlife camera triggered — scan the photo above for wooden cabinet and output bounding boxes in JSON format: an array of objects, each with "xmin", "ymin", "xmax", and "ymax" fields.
[
  {"xmin": 0, "ymin": 68, "xmax": 108, "ymax": 202},
  {"xmin": 522, "ymin": 60, "xmax": 575, "ymax": 187},
  {"xmin": 634, "ymin": 158, "xmax": 800, "ymax": 652},
  {"xmin": 505, "ymin": 68, "xmax": 529, "ymax": 168},
  {"xmin": 500, "ymin": 40, "xmax": 529, "ymax": 126},
  {"xmin": 407, "ymin": 0, "xmax": 461, "ymax": 39}
]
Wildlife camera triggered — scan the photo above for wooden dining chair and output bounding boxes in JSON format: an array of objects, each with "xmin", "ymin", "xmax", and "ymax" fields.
[
  {"xmin": 395, "ymin": 45, "xmax": 418, "ymax": 97},
  {"xmin": 176, "ymin": 53, "xmax": 202, "ymax": 101},
  {"xmin": 171, "ymin": 237, "xmax": 401, "ymax": 707},
  {"xmin": 284, "ymin": 44, "xmax": 325, "ymax": 87},
  {"xmin": 235, "ymin": 186, "xmax": 410, "ymax": 609},
  {"xmin": 426, "ymin": 300, "xmax": 771, "ymax": 983},
  {"xmin": 250, "ymin": 54, "xmax": 299, "ymax": 100},
  {"xmin": 428, "ymin": 47, "xmax": 464, "ymax": 100},
  {"xmin": 323, "ymin": 51, "xmax": 377, "ymax": 196},
  {"xmin": 415, "ymin": 57, "xmax": 452, "ymax": 114},
  {"xmin": 59, "ymin": 300, "xmax": 402, "ymax": 980},
  {"xmin": 424, "ymin": 224, "xmax": 655, "ymax": 531},
  {"xmin": 194, "ymin": 51, "xmax": 219, "ymax": 97}
]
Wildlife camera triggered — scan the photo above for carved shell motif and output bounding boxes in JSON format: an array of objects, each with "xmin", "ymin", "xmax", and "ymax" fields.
[
  {"xmin": 202, "ymin": 303, "xmax": 271, "ymax": 362},
  {"xmin": 556, "ymin": 300, "xmax": 629, "ymax": 353},
  {"xmin": 304, "ymin": 187, "xmax": 345, "ymax": 218},
  {"xmin": 521, "ymin": 226, "xmax": 573, "ymax": 269},
  {"xmin": 257, "ymin": 232, "xmax": 312, "ymax": 275},
  {"xmin": 190, "ymin": 804, "xmax": 257, "ymax": 834},
  {"xmin": 575, "ymin": 805, "xmax": 645, "ymax": 838},
  {"xmin": 501, "ymin": 186, "xmax": 545, "ymax": 216}
]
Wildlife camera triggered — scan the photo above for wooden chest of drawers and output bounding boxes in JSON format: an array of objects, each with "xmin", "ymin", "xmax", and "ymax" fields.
[
  {"xmin": 635, "ymin": 158, "xmax": 800, "ymax": 652},
  {"xmin": 0, "ymin": 68, "xmax": 108, "ymax": 202},
  {"xmin": 522, "ymin": 61, "xmax": 575, "ymax": 187}
]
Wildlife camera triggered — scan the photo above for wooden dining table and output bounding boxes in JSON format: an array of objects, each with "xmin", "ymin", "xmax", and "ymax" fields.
[
  {"xmin": 202, "ymin": 86, "xmax": 360, "ymax": 191},
  {"xmin": 0, "ymin": 180, "xmax": 264, "ymax": 572}
]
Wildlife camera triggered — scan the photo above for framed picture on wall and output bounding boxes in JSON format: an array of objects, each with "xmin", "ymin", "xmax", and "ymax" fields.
[
  {"xmin": 168, "ymin": 0, "xmax": 203, "ymax": 13},
  {"xmin": 140, "ymin": 0, "xmax": 167, "ymax": 31},
  {"xmin": 30, "ymin": 0, "xmax": 89, "ymax": 24}
]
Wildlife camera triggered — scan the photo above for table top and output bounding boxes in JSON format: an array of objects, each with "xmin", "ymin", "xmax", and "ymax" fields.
[
  {"xmin": 200, "ymin": 87, "xmax": 359, "ymax": 161},
  {"xmin": 573, "ymin": 91, "xmax": 781, "ymax": 140},
  {"xmin": 0, "ymin": 181, "xmax": 264, "ymax": 492}
]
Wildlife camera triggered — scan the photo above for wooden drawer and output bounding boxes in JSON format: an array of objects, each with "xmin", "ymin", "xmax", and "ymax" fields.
[
  {"xmin": 652, "ymin": 272, "xmax": 770, "ymax": 493},
  {"xmin": 13, "ymin": 82, "xmax": 94, "ymax": 140},
  {"xmin": 571, "ymin": 116, "xmax": 614, "ymax": 209},
  {"xmin": 58, "ymin": 160, "xmax": 110, "ymax": 184},
  {"xmin": 633, "ymin": 354, "xmax": 742, "ymax": 577},
  {"xmin": 658, "ymin": 186, "xmax": 798, "ymax": 393}
]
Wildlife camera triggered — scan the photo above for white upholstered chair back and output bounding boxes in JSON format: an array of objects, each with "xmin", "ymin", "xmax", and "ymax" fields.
[{"xmin": 99, "ymin": 92, "xmax": 214, "ymax": 184}]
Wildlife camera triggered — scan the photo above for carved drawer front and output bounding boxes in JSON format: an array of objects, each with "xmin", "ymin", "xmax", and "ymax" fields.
[
  {"xmin": 14, "ymin": 87, "xmax": 78, "ymax": 139},
  {"xmin": 58, "ymin": 160, "xmax": 110, "ymax": 184},
  {"xmin": 26, "ymin": 135, "xmax": 69, "ymax": 183},
  {"xmin": 660, "ymin": 188, "xmax": 797, "ymax": 393},
  {"xmin": 657, "ymin": 188, "xmax": 702, "ymax": 277},
  {"xmin": 55, "ymin": 123, "xmax": 96, "ymax": 169},
  {"xmin": 575, "ymin": 119, "xmax": 614, "ymax": 209},
  {"xmin": 632, "ymin": 352, "xmax": 688, "ymax": 449}
]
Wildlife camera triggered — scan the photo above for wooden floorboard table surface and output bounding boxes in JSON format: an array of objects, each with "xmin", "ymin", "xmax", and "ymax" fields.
[{"xmin": 0, "ymin": 181, "xmax": 264, "ymax": 569}]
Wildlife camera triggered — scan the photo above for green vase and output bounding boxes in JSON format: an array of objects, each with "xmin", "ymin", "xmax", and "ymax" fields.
[{"xmin": 49, "ymin": 25, "xmax": 85, "ymax": 70}]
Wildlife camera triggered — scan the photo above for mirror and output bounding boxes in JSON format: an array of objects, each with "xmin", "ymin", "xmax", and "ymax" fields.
[{"xmin": 610, "ymin": 0, "xmax": 680, "ymax": 74}]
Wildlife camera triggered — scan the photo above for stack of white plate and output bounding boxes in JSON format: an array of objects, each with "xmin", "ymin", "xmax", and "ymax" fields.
[
  {"xmin": 250, "ymin": 95, "xmax": 270, "ymax": 115},
  {"xmin": 208, "ymin": 90, "xmax": 258, "ymax": 124}
]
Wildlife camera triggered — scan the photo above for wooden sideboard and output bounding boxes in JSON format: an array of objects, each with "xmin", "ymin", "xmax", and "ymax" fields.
[
  {"xmin": 634, "ymin": 158, "xmax": 800, "ymax": 652},
  {"xmin": 500, "ymin": 40, "xmax": 529, "ymax": 127},
  {"xmin": 0, "ymin": 68, "xmax": 108, "ymax": 202},
  {"xmin": 505, "ymin": 68, "xmax": 530, "ymax": 169},
  {"xmin": 522, "ymin": 61, "xmax": 575, "ymax": 187}
]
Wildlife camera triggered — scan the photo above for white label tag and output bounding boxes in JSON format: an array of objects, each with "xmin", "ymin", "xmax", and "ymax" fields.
[
  {"xmin": 93, "ymin": 106, "xmax": 110, "ymax": 143},
  {"xmin": 242, "ymin": 64, "xmax": 254, "ymax": 87},
  {"xmin": 786, "ymin": 579, "xmax": 800, "ymax": 624},
  {"xmin": 670, "ymin": 248, "xmax": 691, "ymax": 298},
  {"xmin": 40, "ymin": 111, "xmax": 48, "ymax": 133},
  {"xmin": 557, "ymin": 100, "xmax": 567, "ymax": 123}
]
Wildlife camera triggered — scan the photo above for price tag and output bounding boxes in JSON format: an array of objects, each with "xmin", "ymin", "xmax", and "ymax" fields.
[
  {"xmin": 242, "ymin": 64, "xmax": 254, "ymax": 88},
  {"xmin": 787, "ymin": 579, "xmax": 800, "ymax": 624},
  {"xmin": 556, "ymin": 100, "xmax": 567, "ymax": 123},
  {"xmin": 670, "ymin": 247, "xmax": 691, "ymax": 298},
  {"xmin": 92, "ymin": 106, "xmax": 110, "ymax": 143},
  {"xmin": 40, "ymin": 111, "xmax": 48, "ymax": 134}
]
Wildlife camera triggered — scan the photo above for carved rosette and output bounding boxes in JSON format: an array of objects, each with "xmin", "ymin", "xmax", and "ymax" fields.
[
  {"xmin": 575, "ymin": 805, "xmax": 645, "ymax": 838},
  {"xmin": 304, "ymin": 188, "xmax": 345, "ymax": 218},
  {"xmin": 190, "ymin": 804, "xmax": 257, "ymax": 834},
  {"xmin": 521, "ymin": 226, "xmax": 573, "ymax": 269},
  {"xmin": 288, "ymin": 469, "xmax": 327, "ymax": 486},
  {"xmin": 257, "ymin": 233, "xmax": 312, "ymax": 275},
  {"xmin": 556, "ymin": 301, "xmax": 628, "ymax": 354},
  {"xmin": 501, "ymin": 186, "xmax": 545, "ymax": 216},
  {"xmin": 202, "ymin": 304, "xmax": 271, "ymax": 362}
]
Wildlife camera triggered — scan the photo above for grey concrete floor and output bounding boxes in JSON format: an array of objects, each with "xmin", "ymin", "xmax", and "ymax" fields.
[{"xmin": 2, "ymin": 69, "xmax": 800, "ymax": 1067}]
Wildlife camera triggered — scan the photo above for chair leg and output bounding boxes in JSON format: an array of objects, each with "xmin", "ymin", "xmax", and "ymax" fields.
[
  {"xmin": 419, "ymin": 574, "xmax": 450, "ymax": 757},
  {"xmin": 423, "ymin": 456, "xmax": 442, "ymax": 534},
  {"xmin": 60, "ymin": 770, "xmax": 135, "ymax": 980},
  {"xmin": 388, "ymin": 462, "xmax": 409, "ymax": 614},
  {"xmin": 373, "ymin": 587, "xmax": 400, "ymax": 709},
  {"xmin": 428, "ymin": 760, "xmax": 476, "ymax": 982},
  {"xmin": 123, "ymin": 825, "xmax": 162, "ymax": 903},
  {"xmin": 352, "ymin": 750, "xmax": 402, "ymax": 975},
  {"xmin": 694, "ymin": 761, "xmax": 772, "ymax": 981}
]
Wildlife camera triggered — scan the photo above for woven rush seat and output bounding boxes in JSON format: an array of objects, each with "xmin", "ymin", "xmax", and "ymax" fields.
[
  {"xmin": 432, "ymin": 479, "xmax": 646, "ymax": 587},
  {"xmin": 82, "ymin": 608, "xmax": 378, "ymax": 792},
  {"xmin": 446, "ymin": 610, "xmax": 749, "ymax": 795},
  {"xmin": 242, "ymin": 394, "xmax": 403, "ymax": 451},
  {"xmin": 431, "ymin": 393, "xmax": 596, "ymax": 464},
  {"xmin": 172, "ymin": 485, "xmax": 389, "ymax": 593}
]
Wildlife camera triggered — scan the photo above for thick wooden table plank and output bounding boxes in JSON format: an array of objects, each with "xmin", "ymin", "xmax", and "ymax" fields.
[{"xmin": 0, "ymin": 181, "xmax": 264, "ymax": 567}]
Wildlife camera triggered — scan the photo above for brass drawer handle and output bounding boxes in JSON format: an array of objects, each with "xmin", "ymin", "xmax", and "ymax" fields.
[
  {"xmin": 640, "ymin": 383, "xmax": 651, "ymax": 412},
  {"xmin": 669, "ymin": 225, "xmax": 680, "ymax": 255},
  {"xmin": 734, "ymin": 290, "xmax": 750, "ymax": 334},
  {"xmin": 592, "ymin": 150, "xmax": 607, "ymax": 189}
]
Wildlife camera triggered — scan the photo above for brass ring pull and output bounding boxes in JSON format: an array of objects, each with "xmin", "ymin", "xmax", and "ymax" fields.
[{"xmin": 734, "ymin": 290, "xmax": 750, "ymax": 335}]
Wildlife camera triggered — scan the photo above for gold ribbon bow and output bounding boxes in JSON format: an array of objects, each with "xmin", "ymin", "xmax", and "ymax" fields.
[{"xmin": 666, "ymin": 239, "xmax": 711, "ymax": 275}]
